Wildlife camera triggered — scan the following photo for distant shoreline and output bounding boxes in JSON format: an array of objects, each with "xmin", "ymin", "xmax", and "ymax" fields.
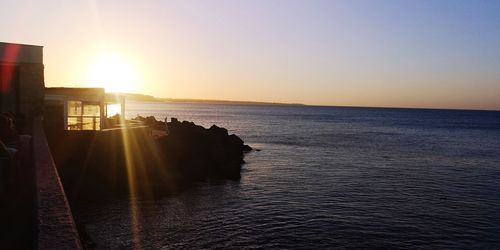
[
  {"xmin": 106, "ymin": 92, "xmax": 305, "ymax": 106},
  {"xmin": 107, "ymin": 92, "xmax": 500, "ymax": 112},
  {"xmin": 134, "ymin": 99, "xmax": 305, "ymax": 106}
]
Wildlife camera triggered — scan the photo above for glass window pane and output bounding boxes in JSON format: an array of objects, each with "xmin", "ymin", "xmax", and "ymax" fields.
[
  {"xmin": 82, "ymin": 117, "xmax": 100, "ymax": 130},
  {"xmin": 68, "ymin": 101, "xmax": 82, "ymax": 116},
  {"xmin": 95, "ymin": 118, "xmax": 101, "ymax": 130},
  {"xmin": 95, "ymin": 118, "xmax": 100, "ymax": 130},
  {"xmin": 83, "ymin": 104, "xmax": 100, "ymax": 117},
  {"xmin": 67, "ymin": 117, "xmax": 82, "ymax": 130}
]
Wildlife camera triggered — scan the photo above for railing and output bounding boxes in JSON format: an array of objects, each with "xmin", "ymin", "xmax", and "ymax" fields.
[
  {"xmin": 101, "ymin": 119, "xmax": 150, "ymax": 131},
  {"xmin": 33, "ymin": 116, "xmax": 82, "ymax": 249}
]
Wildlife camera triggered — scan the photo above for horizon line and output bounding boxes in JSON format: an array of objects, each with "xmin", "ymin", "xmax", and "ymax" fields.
[{"xmin": 109, "ymin": 91, "xmax": 500, "ymax": 112}]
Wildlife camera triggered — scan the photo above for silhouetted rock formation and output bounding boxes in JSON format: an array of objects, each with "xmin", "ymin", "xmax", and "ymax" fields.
[
  {"xmin": 160, "ymin": 119, "xmax": 252, "ymax": 180},
  {"xmin": 133, "ymin": 115, "xmax": 165, "ymax": 130}
]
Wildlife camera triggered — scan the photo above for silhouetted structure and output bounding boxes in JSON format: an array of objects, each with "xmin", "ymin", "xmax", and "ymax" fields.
[
  {"xmin": 1, "ymin": 42, "xmax": 82, "ymax": 249},
  {"xmin": 0, "ymin": 42, "xmax": 44, "ymax": 118},
  {"xmin": 45, "ymin": 87, "xmax": 126, "ymax": 131},
  {"xmin": 45, "ymin": 87, "xmax": 105, "ymax": 130}
]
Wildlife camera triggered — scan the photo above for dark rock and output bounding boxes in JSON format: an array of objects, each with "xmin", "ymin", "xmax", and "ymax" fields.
[
  {"xmin": 209, "ymin": 125, "xmax": 229, "ymax": 137},
  {"xmin": 243, "ymin": 144, "xmax": 253, "ymax": 152},
  {"xmin": 133, "ymin": 115, "xmax": 166, "ymax": 130},
  {"xmin": 160, "ymin": 118, "xmax": 252, "ymax": 180}
]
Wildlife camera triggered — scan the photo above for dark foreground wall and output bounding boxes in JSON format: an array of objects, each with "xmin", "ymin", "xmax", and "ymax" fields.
[
  {"xmin": 33, "ymin": 117, "xmax": 82, "ymax": 249},
  {"xmin": 0, "ymin": 122, "xmax": 36, "ymax": 248}
]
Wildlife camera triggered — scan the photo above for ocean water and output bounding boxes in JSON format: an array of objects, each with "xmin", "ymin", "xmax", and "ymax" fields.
[{"xmin": 75, "ymin": 102, "xmax": 500, "ymax": 249}]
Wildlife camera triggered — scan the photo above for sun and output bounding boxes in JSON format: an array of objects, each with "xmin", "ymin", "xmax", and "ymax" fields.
[{"xmin": 86, "ymin": 53, "xmax": 139, "ymax": 93}]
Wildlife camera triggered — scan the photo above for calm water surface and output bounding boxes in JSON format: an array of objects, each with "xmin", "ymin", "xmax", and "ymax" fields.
[{"xmin": 75, "ymin": 102, "xmax": 500, "ymax": 249}]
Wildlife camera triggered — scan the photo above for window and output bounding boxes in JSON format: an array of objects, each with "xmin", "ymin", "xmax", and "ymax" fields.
[
  {"xmin": 83, "ymin": 104, "xmax": 100, "ymax": 130},
  {"xmin": 68, "ymin": 101, "xmax": 82, "ymax": 116},
  {"xmin": 67, "ymin": 101, "xmax": 100, "ymax": 130},
  {"xmin": 67, "ymin": 101, "xmax": 82, "ymax": 130}
]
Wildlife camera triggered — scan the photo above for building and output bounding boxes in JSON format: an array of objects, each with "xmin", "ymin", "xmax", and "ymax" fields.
[
  {"xmin": 0, "ymin": 42, "xmax": 45, "ymax": 117},
  {"xmin": 45, "ymin": 88, "xmax": 126, "ymax": 131},
  {"xmin": 45, "ymin": 87, "xmax": 106, "ymax": 130},
  {"xmin": 1, "ymin": 42, "xmax": 125, "ymax": 131}
]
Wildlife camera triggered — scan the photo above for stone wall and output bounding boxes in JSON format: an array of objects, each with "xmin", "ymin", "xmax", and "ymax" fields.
[{"xmin": 33, "ymin": 116, "xmax": 82, "ymax": 249}]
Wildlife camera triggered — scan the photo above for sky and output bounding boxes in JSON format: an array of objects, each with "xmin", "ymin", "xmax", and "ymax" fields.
[{"xmin": 1, "ymin": 0, "xmax": 500, "ymax": 109}]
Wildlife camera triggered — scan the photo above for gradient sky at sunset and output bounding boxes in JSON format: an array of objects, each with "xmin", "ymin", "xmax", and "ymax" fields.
[{"xmin": 1, "ymin": 0, "xmax": 499, "ymax": 109}]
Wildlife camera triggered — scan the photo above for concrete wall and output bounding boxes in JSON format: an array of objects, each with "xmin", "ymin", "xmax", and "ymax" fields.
[{"xmin": 33, "ymin": 116, "xmax": 82, "ymax": 249}]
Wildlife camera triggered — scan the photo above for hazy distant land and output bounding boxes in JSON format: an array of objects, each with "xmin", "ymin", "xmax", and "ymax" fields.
[
  {"xmin": 106, "ymin": 92, "xmax": 500, "ymax": 111},
  {"xmin": 106, "ymin": 92, "xmax": 305, "ymax": 106}
]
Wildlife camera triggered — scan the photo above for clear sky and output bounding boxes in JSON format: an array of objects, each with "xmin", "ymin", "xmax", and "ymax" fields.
[{"xmin": 2, "ymin": 0, "xmax": 500, "ymax": 109}]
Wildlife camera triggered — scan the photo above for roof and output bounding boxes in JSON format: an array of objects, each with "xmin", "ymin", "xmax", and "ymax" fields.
[
  {"xmin": 0, "ymin": 42, "xmax": 43, "ymax": 64},
  {"xmin": 0, "ymin": 42, "xmax": 43, "ymax": 47},
  {"xmin": 45, "ymin": 87, "xmax": 105, "ymax": 97}
]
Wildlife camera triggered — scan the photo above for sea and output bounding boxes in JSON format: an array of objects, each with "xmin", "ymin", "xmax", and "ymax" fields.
[{"xmin": 75, "ymin": 102, "xmax": 500, "ymax": 249}]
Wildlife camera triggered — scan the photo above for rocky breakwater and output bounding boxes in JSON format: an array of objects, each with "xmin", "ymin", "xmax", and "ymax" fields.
[
  {"xmin": 159, "ymin": 118, "xmax": 253, "ymax": 180},
  {"xmin": 46, "ymin": 115, "xmax": 253, "ymax": 201}
]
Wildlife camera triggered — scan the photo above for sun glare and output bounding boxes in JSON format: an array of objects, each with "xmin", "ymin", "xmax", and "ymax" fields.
[{"xmin": 86, "ymin": 53, "xmax": 139, "ymax": 93}]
